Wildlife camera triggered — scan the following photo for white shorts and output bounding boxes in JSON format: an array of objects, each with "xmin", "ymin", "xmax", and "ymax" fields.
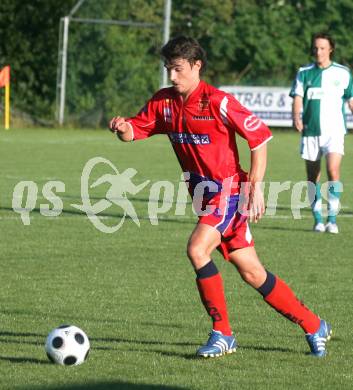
[{"xmin": 300, "ymin": 134, "xmax": 345, "ymax": 161}]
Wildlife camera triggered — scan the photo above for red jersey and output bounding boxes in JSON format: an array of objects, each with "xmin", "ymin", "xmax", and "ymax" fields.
[{"xmin": 127, "ymin": 80, "xmax": 272, "ymax": 196}]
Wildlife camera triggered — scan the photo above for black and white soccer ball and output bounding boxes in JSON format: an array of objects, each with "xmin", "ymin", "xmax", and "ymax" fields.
[{"xmin": 45, "ymin": 325, "xmax": 90, "ymax": 366}]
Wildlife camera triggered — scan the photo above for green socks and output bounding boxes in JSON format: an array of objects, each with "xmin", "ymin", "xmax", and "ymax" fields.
[
  {"xmin": 327, "ymin": 181, "xmax": 342, "ymax": 224},
  {"xmin": 310, "ymin": 182, "xmax": 323, "ymax": 224}
]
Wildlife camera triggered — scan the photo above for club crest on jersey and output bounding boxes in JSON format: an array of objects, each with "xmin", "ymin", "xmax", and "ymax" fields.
[
  {"xmin": 198, "ymin": 94, "xmax": 210, "ymax": 111},
  {"xmin": 164, "ymin": 99, "xmax": 172, "ymax": 123},
  {"xmin": 244, "ymin": 114, "xmax": 262, "ymax": 132}
]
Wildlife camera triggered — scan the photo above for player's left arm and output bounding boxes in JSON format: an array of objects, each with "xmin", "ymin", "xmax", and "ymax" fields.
[
  {"xmin": 248, "ymin": 144, "xmax": 267, "ymax": 223},
  {"xmin": 344, "ymin": 71, "xmax": 353, "ymax": 113},
  {"xmin": 214, "ymin": 94, "xmax": 272, "ymax": 222},
  {"xmin": 219, "ymin": 94, "xmax": 273, "ymax": 150}
]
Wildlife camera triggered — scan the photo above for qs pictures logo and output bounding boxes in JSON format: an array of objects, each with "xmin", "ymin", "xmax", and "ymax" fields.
[
  {"xmin": 11, "ymin": 158, "xmax": 343, "ymax": 231},
  {"xmin": 11, "ymin": 157, "xmax": 150, "ymax": 233},
  {"xmin": 71, "ymin": 157, "xmax": 150, "ymax": 233}
]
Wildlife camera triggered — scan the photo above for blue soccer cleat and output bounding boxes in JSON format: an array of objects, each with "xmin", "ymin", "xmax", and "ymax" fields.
[
  {"xmin": 306, "ymin": 319, "xmax": 332, "ymax": 357},
  {"xmin": 196, "ymin": 330, "xmax": 237, "ymax": 358}
]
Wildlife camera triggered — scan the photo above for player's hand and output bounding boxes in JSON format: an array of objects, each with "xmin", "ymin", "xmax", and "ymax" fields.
[
  {"xmin": 293, "ymin": 117, "xmax": 303, "ymax": 132},
  {"xmin": 109, "ymin": 116, "xmax": 131, "ymax": 134},
  {"xmin": 248, "ymin": 183, "xmax": 265, "ymax": 223}
]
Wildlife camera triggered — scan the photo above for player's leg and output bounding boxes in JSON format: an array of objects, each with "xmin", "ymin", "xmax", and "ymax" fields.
[
  {"xmin": 187, "ymin": 222, "xmax": 231, "ymax": 336},
  {"xmin": 326, "ymin": 152, "xmax": 341, "ymax": 181},
  {"xmin": 325, "ymin": 152, "xmax": 343, "ymax": 233},
  {"xmin": 228, "ymin": 247, "xmax": 331, "ymax": 356},
  {"xmin": 187, "ymin": 223, "xmax": 236, "ymax": 357},
  {"xmin": 229, "ymin": 246, "xmax": 320, "ymax": 333},
  {"xmin": 187, "ymin": 222, "xmax": 221, "ymax": 270},
  {"xmin": 301, "ymin": 136, "xmax": 324, "ymax": 232},
  {"xmin": 305, "ymin": 159, "xmax": 324, "ymax": 232}
]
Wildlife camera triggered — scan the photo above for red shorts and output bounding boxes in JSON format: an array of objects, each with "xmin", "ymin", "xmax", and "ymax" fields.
[{"xmin": 198, "ymin": 192, "xmax": 254, "ymax": 260}]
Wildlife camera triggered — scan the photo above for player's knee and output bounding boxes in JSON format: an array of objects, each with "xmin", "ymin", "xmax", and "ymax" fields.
[
  {"xmin": 328, "ymin": 169, "xmax": 340, "ymax": 181},
  {"xmin": 186, "ymin": 242, "xmax": 206, "ymax": 265},
  {"xmin": 240, "ymin": 268, "xmax": 266, "ymax": 287}
]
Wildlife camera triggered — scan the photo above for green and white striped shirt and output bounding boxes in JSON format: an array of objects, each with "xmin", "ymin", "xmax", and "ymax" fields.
[{"xmin": 290, "ymin": 62, "xmax": 353, "ymax": 136}]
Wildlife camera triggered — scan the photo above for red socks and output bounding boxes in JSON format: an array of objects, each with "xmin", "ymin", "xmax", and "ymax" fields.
[
  {"xmin": 196, "ymin": 273, "xmax": 232, "ymax": 336},
  {"xmin": 263, "ymin": 275, "xmax": 320, "ymax": 334},
  {"xmin": 195, "ymin": 262, "xmax": 320, "ymax": 336}
]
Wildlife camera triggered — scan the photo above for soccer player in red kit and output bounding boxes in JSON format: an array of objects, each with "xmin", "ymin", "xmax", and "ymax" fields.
[{"xmin": 109, "ymin": 36, "xmax": 331, "ymax": 357}]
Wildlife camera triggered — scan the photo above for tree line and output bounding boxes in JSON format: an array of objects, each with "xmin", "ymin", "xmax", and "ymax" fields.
[{"xmin": 1, "ymin": 0, "xmax": 352, "ymax": 126}]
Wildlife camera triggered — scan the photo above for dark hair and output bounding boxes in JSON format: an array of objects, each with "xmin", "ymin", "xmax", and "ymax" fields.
[
  {"xmin": 311, "ymin": 32, "xmax": 335, "ymax": 57},
  {"xmin": 161, "ymin": 36, "xmax": 207, "ymax": 74}
]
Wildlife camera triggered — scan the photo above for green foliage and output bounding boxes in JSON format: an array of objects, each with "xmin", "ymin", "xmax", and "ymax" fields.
[
  {"xmin": 64, "ymin": 0, "xmax": 165, "ymax": 125},
  {"xmin": 0, "ymin": 0, "xmax": 353, "ymax": 125},
  {"xmin": 0, "ymin": 0, "xmax": 76, "ymax": 119}
]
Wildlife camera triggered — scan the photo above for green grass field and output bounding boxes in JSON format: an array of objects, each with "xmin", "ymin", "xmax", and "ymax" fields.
[{"xmin": 0, "ymin": 127, "xmax": 353, "ymax": 390}]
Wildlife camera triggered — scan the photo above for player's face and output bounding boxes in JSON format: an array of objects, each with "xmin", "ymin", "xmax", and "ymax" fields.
[
  {"xmin": 313, "ymin": 38, "xmax": 332, "ymax": 68},
  {"xmin": 166, "ymin": 58, "xmax": 201, "ymax": 99}
]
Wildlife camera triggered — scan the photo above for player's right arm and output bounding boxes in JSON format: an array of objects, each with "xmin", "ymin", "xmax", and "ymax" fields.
[
  {"xmin": 289, "ymin": 69, "xmax": 304, "ymax": 132},
  {"xmin": 109, "ymin": 116, "xmax": 134, "ymax": 142},
  {"xmin": 292, "ymin": 95, "xmax": 303, "ymax": 132},
  {"xmin": 109, "ymin": 90, "xmax": 167, "ymax": 142}
]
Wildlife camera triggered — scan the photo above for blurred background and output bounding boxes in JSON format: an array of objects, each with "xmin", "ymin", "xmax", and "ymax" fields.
[{"xmin": 0, "ymin": 0, "xmax": 352, "ymax": 128}]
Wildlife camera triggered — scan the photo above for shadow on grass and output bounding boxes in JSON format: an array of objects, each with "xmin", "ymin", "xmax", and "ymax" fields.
[
  {"xmin": 145, "ymin": 349, "xmax": 197, "ymax": 360},
  {"xmin": 140, "ymin": 321, "xmax": 184, "ymax": 329},
  {"xmin": 0, "ymin": 330, "xmax": 43, "ymax": 348},
  {"xmin": 0, "ymin": 338, "xmax": 41, "ymax": 346},
  {"xmin": 0, "ymin": 330, "xmax": 44, "ymax": 338},
  {"xmin": 0, "ymin": 328, "xmax": 200, "ymax": 362},
  {"xmin": 1, "ymin": 330, "xmax": 319, "ymax": 363},
  {"xmin": 90, "ymin": 335, "xmax": 199, "ymax": 348},
  {"xmin": 0, "ymin": 355, "xmax": 50, "ymax": 364},
  {"xmin": 256, "ymin": 225, "xmax": 312, "ymax": 232},
  {"xmin": 0, "ymin": 206, "xmax": 195, "ymax": 225},
  {"xmin": 21, "ymin": 382, "xmax": 185, "ymax": 390},
  {"xmin": 0, "ymin": 329, "xmax": 199, "ymax": 347},
  {"xmin": 240, "ymin": 344, "xmax": 295, "ymax": 354}
]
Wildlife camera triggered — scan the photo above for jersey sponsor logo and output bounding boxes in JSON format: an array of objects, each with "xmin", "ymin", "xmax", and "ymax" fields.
[
  {"xmin": 244, "ymin": 114, "xmax": 262, "ymax": 132},
  {"xmin": 307, "ymin": 87, "xmax": 324, "ymax": 100},
  {"xmin": 192, "ymin": 115, "xmax": 215, "ymax": 121},
  {"xmin": 168, "ymin": 132, "xmax": 210, "ymax": 145},
  {"xmin": 164, "ymin": 99, "xmax": 172, "ymax": 123}
]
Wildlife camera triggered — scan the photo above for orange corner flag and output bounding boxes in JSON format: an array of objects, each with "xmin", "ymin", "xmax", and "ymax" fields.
[
  {"xmin": 0, "ymin": 65, "xmax": 10, "ymax": 129},
  {"xmin": 0, "ymin": 65, "xmax": 10, "ymax": 87}
]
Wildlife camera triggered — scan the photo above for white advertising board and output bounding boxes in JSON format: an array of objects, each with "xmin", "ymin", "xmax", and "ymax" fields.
[{"xmin": 220, "ymin": 85, "xmax": 353, "ymax": 129}]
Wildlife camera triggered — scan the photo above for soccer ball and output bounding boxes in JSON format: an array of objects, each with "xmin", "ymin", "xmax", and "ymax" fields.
[{"xmin": 45, "ymin": 325, "xmax": 90, "ymax": 366}]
